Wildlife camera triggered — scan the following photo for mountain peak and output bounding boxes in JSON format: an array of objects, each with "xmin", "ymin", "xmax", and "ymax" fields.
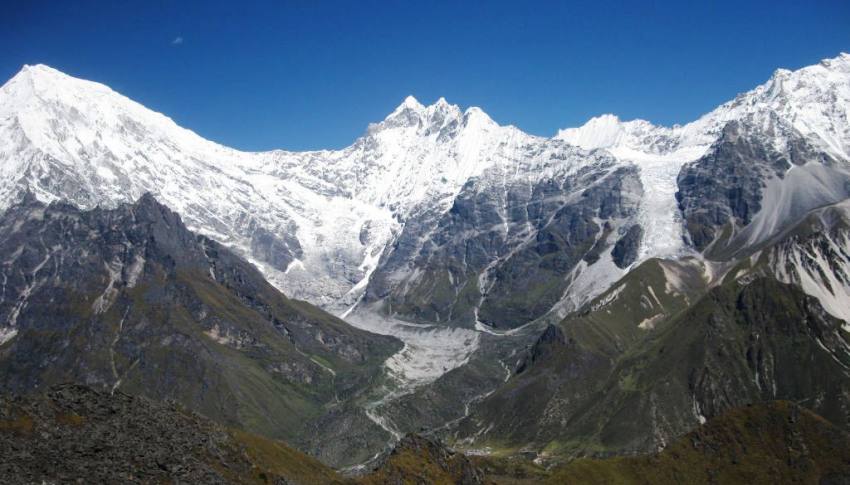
[
  {"xmin": 556, "ymin": 113, "xmax": 629, "ymax": 149},
  {"xmin": 7, "ymin": 63, "xmax": 88, "ymax": 97},
  {"xmin": 462, "ymin": 106, "xmax": 496, "ymax": 129},
  {"xmin": 388, "ymin": 96, "xmax": 460, "ymax": 115},
  {"xmin": 2, "ymin": 63, "xmax": 113, "ymax": 119},
  {"xmin": 397, "ymin": 95, "xmax": 424, "ymax": 112},
  {"xmin": 19, "ymin": 63, "xmax": 62, "ymax": 77},
  {"xmin": 379, "ymin": 96, "xmax": 466, "ymax": 132},
  {"xmin": 821, "ymin": 52, "xmax": 850, "ymax": 71},
  {"xmin": 424, "ymin": 97, "xmax": 462, "ymax": 121}
]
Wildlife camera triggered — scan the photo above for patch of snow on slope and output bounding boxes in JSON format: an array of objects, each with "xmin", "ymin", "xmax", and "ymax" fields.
[
  {"xmin": 590, "ymin": 283, "xmax": 626, "ymax": 312},
  {"xmin": 550, "ymin": 251, "xmax": 626, "ymax": 318},
  {"xmin": 771, "ymin": 218, "xmax": 850, "ymax": 327},
  {"xmin": 740, "ymin": 163, "xmax": 850, "ymax": 248},
  {"xmin": 0, "ymin": 327, "xmax": 16, "ymax": 345},
  {"xmin": 658, "ymin": 259, "xmax": 690, "ymax": 296}
]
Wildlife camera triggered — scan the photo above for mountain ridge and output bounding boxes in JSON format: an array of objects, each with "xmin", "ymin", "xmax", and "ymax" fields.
[
  {"xmin": 0, "ymin": 192, "xmax": 401, "ymax": 467},
  {"xmin": 3, "ymin": 54, "xmax": 847, "ymax": 326}
]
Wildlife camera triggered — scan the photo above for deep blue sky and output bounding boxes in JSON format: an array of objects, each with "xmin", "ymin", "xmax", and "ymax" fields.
[{"xmin": 2, "ymin": 1, "xmax": 849, "ymax": 151}]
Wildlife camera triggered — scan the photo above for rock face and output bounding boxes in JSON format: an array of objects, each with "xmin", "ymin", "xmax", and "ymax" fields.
[
  {"xmin": 610, "ymin": 224, "xmax": 643, "ymax": 268},
  {"xmin": 676, "ymin": 121, "xmax": 850, "ymax": 255},
  {"xmin": 0, "ymin": 384, "xmax": 344, "ymax": 484},
  {"xmin": 0, "ymin": 194, "xmax": 400, "ymax": 460},
  {"xmin": 366, "ymin": 160, "xmax": 643, "ymax": 329},
  {"xmin": 768, "ymin": 201, "xmax": 850, "ymax": 324}
]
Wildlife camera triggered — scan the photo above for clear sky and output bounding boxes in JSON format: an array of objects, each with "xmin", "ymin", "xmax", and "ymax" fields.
[{"xmin": 2, "ymin": 0, "xmax": 849, "ymax": 151}]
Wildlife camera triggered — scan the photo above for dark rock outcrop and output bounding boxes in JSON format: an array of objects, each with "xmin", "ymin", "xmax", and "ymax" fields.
[
  {"xmin": 515, "ymin": 324, "xmax": 568, "ymax": 374},
  {"xmin": 0, "ymin": 384, "xmax": 343, "ymax": 484},
  {"xmin": 610, "ymin": 224, "xmax": 643, "ymax": 268}
]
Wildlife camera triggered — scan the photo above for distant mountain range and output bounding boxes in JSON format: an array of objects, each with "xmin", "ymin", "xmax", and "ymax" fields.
[{"xmin": 0, "ymin": 53, "xmax": 848, "ymax": 475}]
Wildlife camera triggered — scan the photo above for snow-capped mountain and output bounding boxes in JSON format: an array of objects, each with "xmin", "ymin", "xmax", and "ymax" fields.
[
  {"xmin": 1, "ymin": 54, "xmax": 849, "ymax": 333},
  {"xmin": 557, "ymin": 53, "xmax": 850, "ymax": 258},
  {"xmin": 0, "ymin": 64, "xmax": 632, "ymax": 327},
  {"xmin": 558, "ymin": 53, "xmax": 850, "ymax": 159}
]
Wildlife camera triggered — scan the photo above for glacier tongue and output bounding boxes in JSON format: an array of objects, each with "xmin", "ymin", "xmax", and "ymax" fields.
[
  {"xmin": 616, "ymin": 145, "xmax": 711, "ymax": 262},
  {"xmin": 557, "ymin": 115, "xmax": 709, "ymax": 263},
  {"xmin": 346, "ymin": 311, "xmax": 480, "ymax": 388}
]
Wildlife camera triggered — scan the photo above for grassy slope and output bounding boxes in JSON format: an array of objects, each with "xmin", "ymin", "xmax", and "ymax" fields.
[
  {"xmin": 228, "ymin": 429, "xmax": 345, "ymax": 484},
  {"xmin": 454, "ymin": 258, "xmax": 707, "ymax": 453},
  {"xmin": 457, "ymin": 253, "xmax": 850, "ymax": 460},
  {"xmin": 547, "ymin": 401, "xmax": 850, "ymax": 484},
  {"xmin": 356, "ymin": 401, "xmax": 850, "ymax": 484},
  {"xmin": 357, "ymin": 434, "xmax": 486, "ymax": 485}
]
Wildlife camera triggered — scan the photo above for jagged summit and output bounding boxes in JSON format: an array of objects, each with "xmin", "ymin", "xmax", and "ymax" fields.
[
  {"xmin": 383, "ymin": 95, "xmax": 497, "ymax": 133},
  {"xmin": 399, "ymin": 94, "xmax": 424, "ymax": 110},
  {"xmin": 385, "ymin": 95, "xmax": 426, "ymax": 122},
  {"xmin": 556, "ymin": 52, "xmax": 850, "ymax": 159},
  {"xmin": 821, "ymin": 51, "xmax": 850, "ymax": 69},
  {"xmin": 5, "ymin": 62, "xmax": 136, "ymax": 113},
  {"xmin": 389, "ymin": 95, "xmax": 455, "ymax": 114},
  {"xmin": 379, "ymin": 95, "xmax": 462, "ymax": 129}
]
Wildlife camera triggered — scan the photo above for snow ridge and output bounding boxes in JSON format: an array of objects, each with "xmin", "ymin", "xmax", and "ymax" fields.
[
  {"xmin": 0, "ymin": 54, "xmax": 849, "ymax": 319},
  {"xmin": 555, "ymin": 53, "xmax": 850, "ymax": 263}
]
